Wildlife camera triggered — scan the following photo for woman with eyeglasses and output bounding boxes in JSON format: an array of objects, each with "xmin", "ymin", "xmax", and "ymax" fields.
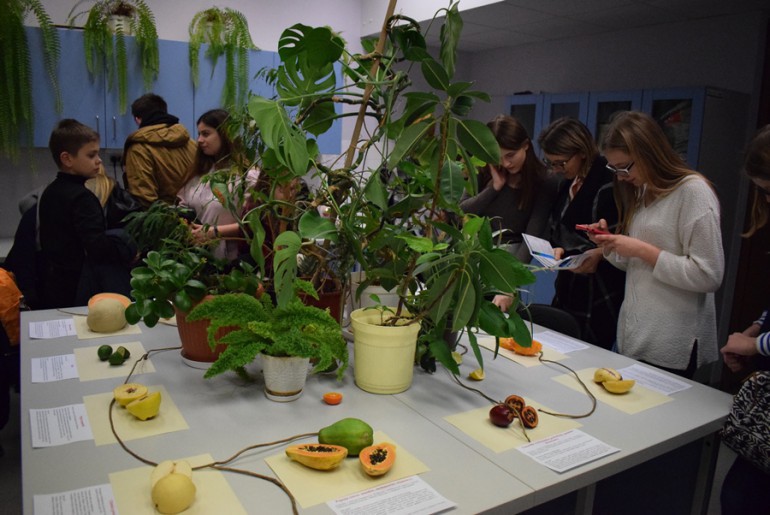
[
  {"xmin": 537, "ymin": 117, "xmax": 625, "ymax": 350},
  {"xmin": 460, "ymin": 114, "xmax": 560, "ymax": 312},
  {"xmin": 718, "ymin": 124, "xmax": 770, "ymax": 515},
  {"xmin": 589, "ymin": 111, "xmax": 724, "ymax": 379}
]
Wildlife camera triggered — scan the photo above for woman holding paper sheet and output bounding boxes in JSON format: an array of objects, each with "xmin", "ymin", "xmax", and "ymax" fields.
[
  {"xmin": 460, "ymin": 114, "xmax": 560, "ymax": 312},
  {"xmin": 538, "ymin": 117, "xmax": 625, "ymax": 350},
  {"xmin": 589, "ymin": 111, "xmax": 724, "ymax": 379}
]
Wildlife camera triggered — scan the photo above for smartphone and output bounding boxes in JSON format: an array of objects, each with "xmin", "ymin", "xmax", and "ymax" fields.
[{"xmin": 575, "ymin": 224, "xmax": 610, "ymax": 235}]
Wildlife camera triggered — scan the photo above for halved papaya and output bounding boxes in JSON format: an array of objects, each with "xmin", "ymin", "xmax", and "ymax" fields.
[
  {"xmin": 285, "ymin": 443, "xmax": 348, "ymax": 470},
  {"xmin": 359, "ymin": 443, "xmax": 396, "ymax": 476},
  {"xmin": 500, "ymin": 337, "xmax": 542, "ymax": 356}
]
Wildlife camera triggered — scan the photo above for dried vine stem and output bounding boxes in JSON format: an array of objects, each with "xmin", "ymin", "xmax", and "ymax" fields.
[{"xmin": 109, "ymin": 346, "xmax": 304, "ymax": 513}]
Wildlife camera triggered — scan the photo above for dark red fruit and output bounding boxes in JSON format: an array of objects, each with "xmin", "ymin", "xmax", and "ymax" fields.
[{"xmin": 489, "ymin": 404, "xmax": 514, "ymax": 427}]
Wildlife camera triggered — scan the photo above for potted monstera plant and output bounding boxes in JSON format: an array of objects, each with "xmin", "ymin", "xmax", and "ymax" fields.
[
  {"xmin": 220, "ymin": 0, "xmax": 535, "ymax": 390},
  {"xmin": 67, "ymin": 0, "xmax": 159, "ymax": 113}
]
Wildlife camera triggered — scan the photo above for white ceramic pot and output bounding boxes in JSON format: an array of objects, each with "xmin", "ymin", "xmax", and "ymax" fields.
[
  {"xmin": 261, "ymin": 355, "xmax": 310, "ymax": 402},
  {"xmin": 350, "ymin": 307, "xmax": 421, "ymax": 394}
]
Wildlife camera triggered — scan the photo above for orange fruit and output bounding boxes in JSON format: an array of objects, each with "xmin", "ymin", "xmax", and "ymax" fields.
[
  {"xmin": 500, "ymin": 337, "xmax": 542, "ymax": 356},
  {"xmin": 323, "ymin": 392, "xmax": 343, "ymax": 405}
]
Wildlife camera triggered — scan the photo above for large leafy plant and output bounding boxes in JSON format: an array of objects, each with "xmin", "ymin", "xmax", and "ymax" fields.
[
  {"xmin": 0, "ymin": 0, "xmax": 60, "ymax": 159},
  {"xmin": 230, "ymin": 1, "xmax": 536, "ymax": 375},
  {"xmin": 68, "ymin": 0, "xmax": 159, "ymax": 113},
  {"xmin": 188, "ymin": 6, "xmax": 257, "ymax": 109}
]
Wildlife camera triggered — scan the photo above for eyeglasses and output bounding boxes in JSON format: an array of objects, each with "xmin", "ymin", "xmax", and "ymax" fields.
[
  {"xmin": 542, "ymin": 154, "xmax": 575, "ymax": 170},
  {"xmin": 606, "ymin": 161, "xmax": 635, "ymax": 177}
]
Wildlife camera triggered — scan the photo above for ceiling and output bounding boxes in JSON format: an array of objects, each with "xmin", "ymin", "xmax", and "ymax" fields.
[{"xmin": 413, "ymin": 0, "xmax": 769, "ymax": 52}]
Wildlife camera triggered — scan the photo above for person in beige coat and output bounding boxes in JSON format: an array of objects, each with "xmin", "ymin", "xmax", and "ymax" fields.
[{"xmin": 123, "ymin": 93, "xmax": 197, "ymax": 208}]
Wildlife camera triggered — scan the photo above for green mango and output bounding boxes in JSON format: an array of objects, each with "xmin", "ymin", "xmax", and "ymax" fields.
[{"xmin": 318, "ymin": 418, "xmax": 374, "ymax": 456}]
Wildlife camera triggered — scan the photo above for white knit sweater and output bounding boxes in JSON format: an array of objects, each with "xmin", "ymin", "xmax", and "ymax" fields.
[{"xmin": 606, "ymin": 176, "xmax": 724, "ymax": 370}]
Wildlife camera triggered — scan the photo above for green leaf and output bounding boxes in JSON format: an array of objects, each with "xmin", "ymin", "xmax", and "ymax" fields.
[
  {"xmin": 507, "ymin": 311, "xmax": 532, "ymax": 346},
  {"xmin": 248, "ymin": 96, "xmax": 309, "ymax": 176},
  {"xmin": 302, "ymin": 100, "xmax": 336, "ymax": 137},
  {"xmin": 273, "ymin": 231, "xmax": 302, "ymax": 308},
  {"xmin": 439, "ymin": 2, "xmax": 463, "ymax": 78},
  {"xmin": 397, "ymin": 234, "xmax": 434, "ymax": 253},
  {"xmin": 440, "ymin": 159, "xmax": 465, "ymax": 205},
  {"xmin": 298, "ymin": 210, "xmax": 338, "ymax": 242},
  {"xmin": 420, "ymin": 58, "xmax": 450, "ymax": 92},
  {"xmin": 451, "ymin": 269, "xmax": 476, "ymax": 331},
  {"xmin": 478, "ymin": 301, "xmax": 508, "ymax": 336},
  {"xmin": 387, "ymin": 121, "xmax": 433, "ymax": 169},
  {"xmin": 456, "ymin": 119, "xmax": 500, "ymax": 165},
  {"xmin": 478, "ymin": 249, "xmax": 536, "ymax": 292},
  {"xmin": 478, "ymin": 218, "xmax": 494, "ymax": 251},
  {"xmin": 450, "ymin": 95, "xmax": 474, "ymax": 117},
  {"xmin": 363, "ymin": 172, "xmax": 388, "ymax": 211},
  {"xmin": 447, "ymin": 81, "xmax": 472, "ymax": 97}
]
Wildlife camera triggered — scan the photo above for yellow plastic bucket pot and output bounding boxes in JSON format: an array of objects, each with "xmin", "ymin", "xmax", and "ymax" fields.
[{"xmin": 350, "ymin": 308, "xmax": 421, "ymax": 394}]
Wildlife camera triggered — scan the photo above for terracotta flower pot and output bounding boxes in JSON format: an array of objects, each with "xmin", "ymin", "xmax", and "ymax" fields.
[{"xmin": 175, "ymin": 298, "xmax": 231, "ymax": 368}]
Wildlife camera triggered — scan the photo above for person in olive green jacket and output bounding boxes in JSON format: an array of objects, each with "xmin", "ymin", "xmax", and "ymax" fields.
[{"xmin": 122, "ymin": 93, "xmax": 197, "ymax": 208}]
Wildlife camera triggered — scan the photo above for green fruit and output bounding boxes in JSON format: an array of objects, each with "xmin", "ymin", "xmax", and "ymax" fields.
[
  {"xmin": 318, "ymin": 418, "xmax": 374, "ymax": 456},
  {"xmin": 108, "ymin": 346, "xmax": 130, "ymax": 366},
  {"xmin": 97, "ymin": 345, "xmax": 113, "ymax": 361}
]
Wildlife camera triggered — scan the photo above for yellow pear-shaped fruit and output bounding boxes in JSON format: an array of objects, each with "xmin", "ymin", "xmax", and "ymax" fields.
[
  {"xmin": 602, "ymin": 379, "xmax": 635, "ymax": 394},
  {"xmin": 151, "ymin": 473, "xmax": 196, "ymax": 514},
  {"xmin": 593, "ymin": 367, "xmax": 623, "ymax": 383},
  {"xmin": 113, "ymin": 383, "xmax": 148, "ymax": 407},
  {"xmin": 151, "ymin": 460, "xmax": 193, "ymax": 488},
  {"xmin": 126, "ymin": 391, "xmax": 161, "ymax": 420}
]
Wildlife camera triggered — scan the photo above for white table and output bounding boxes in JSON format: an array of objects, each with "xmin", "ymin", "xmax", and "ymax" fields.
[{"xmin": 19, "ymin": 309, "xmax": 732, "ymax": 514}]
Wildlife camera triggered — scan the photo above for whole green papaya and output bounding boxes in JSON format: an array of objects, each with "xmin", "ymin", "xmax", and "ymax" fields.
[{"xmin": 318, "ymin": 418, "xmax": 374, "ymax": 456}]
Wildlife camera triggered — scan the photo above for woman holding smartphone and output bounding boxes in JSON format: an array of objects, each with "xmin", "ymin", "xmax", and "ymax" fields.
[
  {"xmin": 538, "ymin": 117, "xmax": 625, "ymax": 350},
  {"xmin": 590, "ymin": 111, "xmax": 724, "ymax": 378}
]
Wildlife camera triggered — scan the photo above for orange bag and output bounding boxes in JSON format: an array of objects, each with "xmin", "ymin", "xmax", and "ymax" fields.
[{"xmin": 0, "ymin": 268, "xmax": 22, "ymax": 346}]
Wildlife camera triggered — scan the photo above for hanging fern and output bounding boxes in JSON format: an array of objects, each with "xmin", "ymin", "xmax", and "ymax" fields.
[
  {"xmin": 68, "ymin": 0, "xmax": 159, "ymax": 113},
  {"xmin": 188, "ymin": 7, "xmax": 257, "ymax": 109},
  {"xmin": 0, "ymin": 0, "xmax": 60, "ymax": 159}
]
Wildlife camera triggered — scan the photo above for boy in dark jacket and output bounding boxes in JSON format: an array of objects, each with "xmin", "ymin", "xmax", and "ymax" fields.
[{"xmin": 38, "ymin": 119, "xmax": 135, "ymax": 309}]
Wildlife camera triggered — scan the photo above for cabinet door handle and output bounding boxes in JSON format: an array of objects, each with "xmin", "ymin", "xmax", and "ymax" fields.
[{"xmin": 95, "ymin": 115, "xmax": 100, "ymax": 136}]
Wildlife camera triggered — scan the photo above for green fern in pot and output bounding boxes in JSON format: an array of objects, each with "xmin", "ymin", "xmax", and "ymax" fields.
[
  {"xmin": 188, "ymin": 6, "xmax": 257, "ymax": 108},
  {"xmin": 67, "ymin": 0, "xmax": 159, "ymax": 113},
  {"xmin": 0, "ymin": 0, "xmax": 60, "ymax": 159}
]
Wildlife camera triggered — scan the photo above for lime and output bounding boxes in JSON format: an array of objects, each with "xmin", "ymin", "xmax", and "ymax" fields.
[
  {"xmin": 451, "ymin": 351, "xmax": 463, "ymax": 365},
  {"xmin": 116, "ymin": 346, "xmax": 130, "ymax": 360},
  {"xmin": 108, "ymin": 352, "xmax": 125, "ymax": 366},
  {"xmin": 97, "ymin": 345, "xmax": 113, "ymax": 362}
]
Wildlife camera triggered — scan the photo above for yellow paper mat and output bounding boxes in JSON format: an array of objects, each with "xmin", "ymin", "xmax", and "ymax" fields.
[
  {"xmin": 110, "ymin": 453, "xmax": 246, "ymax": 515},
  {"xmin": 74, "ymin": 342, "xmax": 156, "ymax": 382},
  {"xmin": 444, "ymin": 399, "xmax": 581, "ymax": 453},
  {"xmin": 553, "ymin": 368, "xmax": 673, "ymax": 414},
  {"xmin": 84, "ymin": 384, "xmax": 189, "ymax": 446},
  {"xmin": 477, "ymin": 336, "xmax": 566, "ymax": 367},
  {"xmin": 265, "ymin": 431, "xmax": 429, "ymax": 509},
  {"xmin": 73, "ymin": 315, "xmax": 142, "ymax": 339}
]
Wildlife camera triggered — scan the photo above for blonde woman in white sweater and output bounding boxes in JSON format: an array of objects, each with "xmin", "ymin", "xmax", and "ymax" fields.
[{"xmin": 587, "ymin": 111, "xmax": 724, "ymax": 379}]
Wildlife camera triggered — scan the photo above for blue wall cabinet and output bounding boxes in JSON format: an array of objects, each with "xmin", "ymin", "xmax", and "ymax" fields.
[
  {"xmin": 542, "ymin": 92, "xmax": 589, "ymax": 127},
  {"xmin": 587, "ymin": 90, "xmax": 643, "ymax": 144},
  {"xmin": 505, "ymin": 94, "xmax": 544, "ymax": 153},
  {"xmin": 641, "ymin": 87, "xmax": 706, "ymax": 168},
  {"xmin": 29, "ymin": 28, "xmax": 105, "ymax": 147}
]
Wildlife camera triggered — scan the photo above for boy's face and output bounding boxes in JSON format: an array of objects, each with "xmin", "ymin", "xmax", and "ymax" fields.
[{"xmin": 60, "ymin": 141, "xmax": 102, "ymax": 178}]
